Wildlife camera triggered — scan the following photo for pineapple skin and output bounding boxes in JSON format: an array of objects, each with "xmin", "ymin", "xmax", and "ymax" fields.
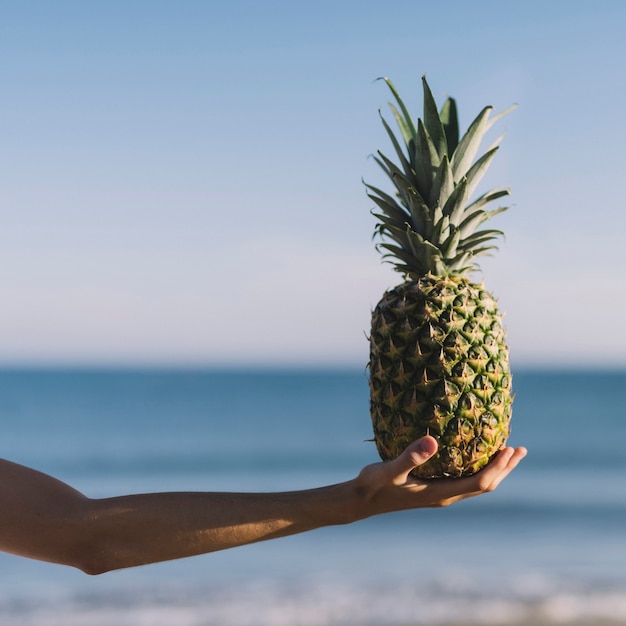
[{"xmin": 369, "ymin": 274, "xmax": 512, "ymax": 479}]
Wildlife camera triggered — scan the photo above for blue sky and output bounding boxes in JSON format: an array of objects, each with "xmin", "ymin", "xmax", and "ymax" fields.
[{"xmin": 1, "ymin": 0, "xmax": 625, "ymax": 368}]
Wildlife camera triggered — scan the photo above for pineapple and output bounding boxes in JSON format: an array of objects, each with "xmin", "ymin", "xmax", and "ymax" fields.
[{"xmin": 366, "ymin": 75, "xmax": 515, "ymax": 478}]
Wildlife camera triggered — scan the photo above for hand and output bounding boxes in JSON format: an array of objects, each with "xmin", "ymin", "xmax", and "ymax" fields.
[{"xmin": 351, "ymin": 436, "xmax": 527, "ymax": 518}]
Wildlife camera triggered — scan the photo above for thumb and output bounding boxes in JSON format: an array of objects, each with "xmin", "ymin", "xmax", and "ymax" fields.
[{"xmin": 390, "ymin": 436, "xmax": 438, "ymax": 480}]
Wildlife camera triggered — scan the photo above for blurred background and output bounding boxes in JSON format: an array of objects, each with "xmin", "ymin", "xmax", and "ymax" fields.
[
  {"xmin": 1, "ymin": 1, "xmax": 625, "ymax": 625},
  {"xmin": 1, "ymin": 0, "xmax": 625, "ymax": 369}
]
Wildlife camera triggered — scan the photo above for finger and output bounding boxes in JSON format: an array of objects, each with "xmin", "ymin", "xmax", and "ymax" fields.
[
  {"xmin": 458, "ymin": 446, "xmax": 526, "ymax": 496},
  {"xmin": 388, "ymin": 436, "xmax": 438, "ymax": 482},
  {"xmin": 478, "ymin": 446, "xmax": 527, "ymax": 491},
  {"xmin": 425, "ymin": 446, "xmax": 527, "ymax": 506}
]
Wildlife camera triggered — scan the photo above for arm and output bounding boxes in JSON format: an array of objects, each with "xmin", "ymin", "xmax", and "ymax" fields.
[{"xmin": 0, "ymin": 437, "xmax": 526, "ymax": 575}]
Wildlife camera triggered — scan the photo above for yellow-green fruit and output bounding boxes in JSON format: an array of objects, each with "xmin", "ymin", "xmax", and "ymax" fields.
[
  {"xmin": 365, "ymin": 75, "xmax": 516, "ymax": 478},
  {"xmin": 369, "ymin": 275, "xmax": 512, "ymax": 478}
]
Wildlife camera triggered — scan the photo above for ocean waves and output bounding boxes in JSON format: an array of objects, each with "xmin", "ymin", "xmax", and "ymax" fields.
[
  {"xmin": 1, "ymin": 368, "xmax": 625, "ymax": 625},
  {"xmin": 2, "ymin": 569, "xmax": 626, "ymax": 626}
]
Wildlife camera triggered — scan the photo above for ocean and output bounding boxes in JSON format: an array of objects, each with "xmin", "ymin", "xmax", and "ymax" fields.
[{"xmin": 1, "ymin": 368, "xmax": 625, "ymax": 625}]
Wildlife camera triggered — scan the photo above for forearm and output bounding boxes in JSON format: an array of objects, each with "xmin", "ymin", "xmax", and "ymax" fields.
[
  {"xmin": 81, "ymin": 484, "xmax": 360, "ymax": 573},
  {"xmin": 0, "ymin": 457, "xmax": 362, "ymax": 574}
]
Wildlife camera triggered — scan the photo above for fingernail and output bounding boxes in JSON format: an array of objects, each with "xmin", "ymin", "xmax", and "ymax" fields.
[{"xmin": 417, "ymin": 436, "xmax": 437, "ymax": 456}]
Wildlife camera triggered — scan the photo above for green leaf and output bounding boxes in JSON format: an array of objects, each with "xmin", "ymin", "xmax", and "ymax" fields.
[
  {"xmin": 377, "ymin": 243, "xmax": 421, "ymax": 268},
  {"xmin": 379, "ymin": 223, "xmax": 415, "ymax": 250},
  {"xmin": 371, "ymin": 154, "xmax": 392, "ymax": 180},
  {"xmin": 448, "ymin": 251, "xmax": 475, "ymax": 273},
  {"xmin": 374, "ymin": 152, "xmax": 415, "ymax": 203},
  {"xmin": 405, "ymin": 194, "xmax": 431, "ymax": 236},
  {"xmin": 367, "ymin": 179, "xmax": 429, "ymax": 236},
  {"xmin": 442, "ymin": 177, "xmax": 470, "ymax": 228},
  {"xmin": 378, "ymin": 77, "xmax": 417, "ymax": 145},
  {"xmin": 449, "ymin": 106, "xmax": 493, "ymax": 179},
  {"xmin": 458, "ymin": 210, "xmax": 490, "ymax": 239},
  {"xmin": 374, "ymin": 157, "xmax": 433, "ymax": 237},
  {"xmin": 464, "ymin": 187, "xmax": 510, "ymax": 214},
  {"xmin": 422, "ymin": 76, "xmax": 447, "ymax": 159},
  {"xmin": 457, "ymin": 202, "xmax": 509, "ymax": 239},
  {"xmin": 484, "ymin": 205, "xmax": 510, "ymax": 220},
  {"xmin": 365, "ymin": 75, "xmax": 515, "ymax": 278},
  {"xmin": 458, "ymin": 229, "xmax": 504, "ymax": 252},
  {"xmin": 487, "ymin": 104, "xmax": 518, "ymax": 128},
  {"xmin": 485, "ymin": 132, "xmax": 505, "ymax": 153},
  {"xmin": 439, "ymin": 97, "xmax": 459, "ymax": 154},
  {"xmin": 386, "ymin": 103, "xmax": 415, "ymax": 152},
  {"xmin": 405, "ymin": 228, "xmax": 423, "ymax": 260},
  {"xmin": 414, "ymin": 120, "xmax": 440, "ymax": 199},
  {"xmin": 366, "ymin": 183, "xmax": 409, "ymax": 218},
  {"xmin": 464, "ymin": 245, "xmax": 499, "ymax": 259},
  {"xmin": 451, "ymin": 104, "xmax": 517, "ymax": 180},
  {"xmin": 430, "ymin": 254, "xmax": 447, "ymax": 276},
  {"xmin": 370, "ymin": 207, "xmax": 409, "ymax": 232},
  {"xmin": 429, "ymin": 155, "xmax": 454, "ymax": 209},
  {"xmin": 441, "ymin": 227, "xmax": 461, "ymax": 259},
  {"xmin": 464, "ymin": 146, "xmax": 500, "ymax": 200},
  {"xmin": 431, "ymin": 212, "xmax": 450, "ymax": 245},
  {"xmin": 379, "ymin": 112, "xmax": 413, "ymax": 177}
]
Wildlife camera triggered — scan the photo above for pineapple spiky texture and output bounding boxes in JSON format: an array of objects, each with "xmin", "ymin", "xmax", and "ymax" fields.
[{"xmin": 366, "ymin": 75, "xmax": 515, "ymax": 478}]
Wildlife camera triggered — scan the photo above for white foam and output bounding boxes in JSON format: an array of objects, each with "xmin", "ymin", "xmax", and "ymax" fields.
[{"xmin": 3, "ymin": 573, "xmax": 626, "ymax": 626}]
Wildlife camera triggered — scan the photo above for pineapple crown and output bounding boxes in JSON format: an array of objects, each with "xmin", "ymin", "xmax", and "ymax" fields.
[{"xmin": 365, "ymin": 75, "xmax": 515, "ymax": 280}]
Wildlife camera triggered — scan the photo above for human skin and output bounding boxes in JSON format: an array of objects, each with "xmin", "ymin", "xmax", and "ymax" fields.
[{"xmin": 0, "ymin": 436, "xmax": 526, "ymax": 575}]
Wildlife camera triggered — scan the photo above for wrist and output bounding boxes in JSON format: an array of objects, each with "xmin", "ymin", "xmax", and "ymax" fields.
[{"xmin": 300, "ymin": 481, "xmax": 367, "ymax": 528}]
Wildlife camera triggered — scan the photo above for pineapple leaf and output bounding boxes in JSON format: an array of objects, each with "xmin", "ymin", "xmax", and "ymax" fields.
[
  {"xmin": 377, "ymin": 223, "xmax": 414, "ymax": 251},
  {"xmin": 366, "ymin": 184, "xmax": 409, "ymax": 218},
  {"xmin": 415, "ymin": 120, "xmax": 440, "ymax": 199},
  {"xmin": 449, "ymin": 106, "xmax": 493, "ymax": 179},
  {"xmin": 375, "ymin": 156, "xmax": 434, "ymax": 235},
  {"xmin": 378, "ymin": 77, "xmax": 417, "ymax": 146},
  {"xmin": 485, "ymin": 205, "xmax": 510, "ymax": 219},
  {"xmin": 377, "ymin": 243, "xmax": 422, "ymax": 270},
  {"xmin": 487, "ymin": 103, "xmax": 518, "ymax": 128},
  {"xmin": 464, "ymin": 244, "xmax": 500, "ymax": 259},
  {"xmin": 373, "ymin": 153, "xmax": 415, "ymax": 206},
  {"xmin": 386, "ymin": 103, "xmax": 416, "ymax": 154},
  {"xmin": 427, "ymin": 205, "xmax": 443, "ymax": 242},
  {"xmin": 417, "ymin": 235, "xmax": 444, "ymax": 273},
  {"xmin": 439, "ymin": 97, "xmax": 459, "ymax": 154},
  {"xmin": 458, "ymin": 229, "xmax": 504, "ymax": 251},
  {"xmin": 464, "ymin": 146, "xmax": 500, "ymax": 201},
  {"xmin": 406, "ymin": 194, "xmax": 431, "ymax": 236},
  {"xmin": 366, "ymin": 180, "xmax": 429, "ymax": 235},
  {"xmin": 442, "ymin": 176, "xmax": 470, "ymax": 228},
  {"xmin": 431, "ymin": 212, "xmax": 451, "ymax": 245},
  {"xmin": 464, "ymin": 187, "xmax": 510, "ymax": 214},
  {"xmin": 379, "ymin": 112, "xmax": 413, "ymax": 177},
  {"xmin": 405, "ymin": 228, "xmax": 424, "ymax": 261},
  {"xmin": 370, "ymin": 206, "xmax": 409, "ymax": 233},
  {"xmin": 441, "ymin": 226, "xmax": 462, "ymax": 259},
  {"xmin": 430, "ymin": 254, "xmax": 447, "ymax": 276},
  {"xmin": 371, "ymin": 154, "xmax": 392, "ymax": 180},
  {"xmin": 457, "ymin": 204, "xmax": 508, "ymax": 240},
  {"xmin": 421, "ymin": 75, "xmax": 447, "ymax": 159},
  {"xmin": 448, "ymin": 250, "xmax": 475, "ymax": 272},
  {"xmin": 417, "ymin": 120, "xmax": 440, "ymax": 164},
  {"xmin": 451, "ymin": 104, "xmax": 517, "ymax": 180},
  {"xmin": 366, "ymin": 74, "xmax": 515, "ymax": 278},
  {"xmin": 485, "ymin": 132, "xmax": 505, "ymax": 153},
  {"xmin": 458, "ymin": 210, "xmax": 490, "ymax": 239},
  {"xmin": 429, "ymin": 155, "xmax": 454, "ymax": 210}
]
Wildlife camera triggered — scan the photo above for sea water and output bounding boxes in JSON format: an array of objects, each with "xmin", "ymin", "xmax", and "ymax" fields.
[{"xmin": 0, "ymin": 368, "xmax": 625, "ymax": 625}]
